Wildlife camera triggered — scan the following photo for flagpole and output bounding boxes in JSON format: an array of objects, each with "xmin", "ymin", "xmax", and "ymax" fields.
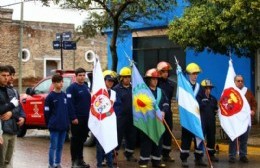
[
  {"xmin": 163, "ymin": 119, "xmax": 182, "ymax": 152},
  {"xmin": 123, "ymin": 51, "xmax": 135, "ymax": 67},
  {"xmin": 113, "ymin": 150, "xmax": 119, "ymax": 168},
  {"xmin": 203, "ymin": 141, "xmax": 213, "ymax": 168},
  {"xmin": 174, "ymin": 56, "xmax": 179, "ymax": 65}
]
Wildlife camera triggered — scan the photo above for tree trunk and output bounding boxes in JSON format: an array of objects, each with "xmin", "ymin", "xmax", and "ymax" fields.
[
  {"xmin": 110, "ymin": 18, "xmax": 119, "ymax": 72},
  {"xmin": 110, "ymin": 44, "xmax": 118, "ymax": 71}
]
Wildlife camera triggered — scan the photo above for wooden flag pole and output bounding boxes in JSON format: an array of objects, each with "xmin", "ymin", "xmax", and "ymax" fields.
[
  {"xmin": 163, "ymin": 118, "xmax": 182, "ymax": 152},
  {"xmin": 203, "ymin": 141, "xmax": 214, "ymax": 168},
  {"xmin": 113, "ymin": 150, "xmax": 119, "ymax": 168}
]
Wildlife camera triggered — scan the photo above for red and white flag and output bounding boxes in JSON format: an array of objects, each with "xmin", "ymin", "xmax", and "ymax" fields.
[
  {"xmin": 88, "ymin": 58, "xmax": 118, "ymax": 153},
  {"xmin": 218, "ymin": 60, "xmax": 251, "ymax": 141}
]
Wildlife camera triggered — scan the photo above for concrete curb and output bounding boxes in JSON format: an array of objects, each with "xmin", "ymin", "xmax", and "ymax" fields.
[{"xmin": 217, "ymin": 143, "xmax": 260, "ymax": 156}]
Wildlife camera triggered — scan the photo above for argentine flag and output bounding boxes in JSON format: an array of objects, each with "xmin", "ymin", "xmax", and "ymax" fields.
[{"xmin": 176, "ymin": 64, "xmax": 204, "ymax": 144}]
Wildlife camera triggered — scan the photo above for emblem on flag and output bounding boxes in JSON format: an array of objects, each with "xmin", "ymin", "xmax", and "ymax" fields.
[
  {"xmin": 219, "ymin": 87, "xmax": 243, "ymax": 116},
  {"xmin": 91, "ymin": 88, "xmax": 114, "ymax": 120}
]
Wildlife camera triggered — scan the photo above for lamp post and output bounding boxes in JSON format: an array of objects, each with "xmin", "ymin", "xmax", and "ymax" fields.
[{"xmin": 18, "ymin": 0, "xmax": 24, "ymax": 94}]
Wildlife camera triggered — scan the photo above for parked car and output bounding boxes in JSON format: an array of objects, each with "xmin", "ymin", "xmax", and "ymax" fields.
[{"xmin": 18, "ymin": 70, "xmax": 95, "ymax": 146}]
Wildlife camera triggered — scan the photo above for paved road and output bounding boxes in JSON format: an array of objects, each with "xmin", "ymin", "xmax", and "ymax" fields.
[{"xmin": 12, "ymin": 130, "xmax": 260, "ymax": 168}]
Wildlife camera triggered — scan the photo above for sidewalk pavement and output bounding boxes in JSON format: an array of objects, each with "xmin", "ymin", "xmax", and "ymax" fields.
[{"xmin": 172, "ymin": 124, "xmax": 260, "ymax": 156}]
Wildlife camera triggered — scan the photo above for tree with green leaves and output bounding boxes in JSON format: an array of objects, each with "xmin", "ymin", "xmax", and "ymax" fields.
[
  {"xmin": 168, "ymin": 0, "xmax": 260, "ymax": 57},
  {"xmin": 41, "ymin": 0, "xmax": 177, "ymax": 71}
]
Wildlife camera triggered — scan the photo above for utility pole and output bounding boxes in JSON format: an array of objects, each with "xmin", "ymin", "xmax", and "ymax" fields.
[
  {"xmin": 60, "ymin": 34, "xmax": 63, "ymax": 70},
  {"xmin": 18, "ymin": 0, "xmax": 24, "ymax": 93}
]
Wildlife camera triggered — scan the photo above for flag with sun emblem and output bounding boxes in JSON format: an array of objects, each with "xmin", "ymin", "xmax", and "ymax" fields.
[
  {"xmin": 218, "ymin": 60, "xmax": 251, "ymax": 141},
  {"xmin": 132, "ymin": 64, "xmax": 165, "ymax": 145},
  {"xmin": 176, "ymin": 64, "xmax": 204, "ymax": 144},
  {"xmin": 88, "ymin": 58, "xmax": 118, "ymax": 153}
]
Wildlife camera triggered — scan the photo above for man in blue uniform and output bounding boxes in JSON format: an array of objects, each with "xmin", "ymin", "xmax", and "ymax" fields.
[
  {"xmin": 157, "ymin": 61, "xmax": 175, "ymax": 162},
  {"xmin": 180, "ymin": 63, "xmax": 207, "ymax": 167},
  {"xmin": 197, "ymin": 79, "xmax": 219, "ymax": 162},
  {"xmin": 67, "ymin": 68, "xmax": 91, "ymax": 168},
  {"xmin": 113, "ymin": 67, "xmax": 137, "ymax": 162},
  {"xmin": 138, "ymin": 68, "xmax": 168, "ymax": 168}
]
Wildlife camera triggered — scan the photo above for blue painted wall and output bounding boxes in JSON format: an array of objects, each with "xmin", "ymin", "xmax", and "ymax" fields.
[
  {"xmin": 186, "ymin": 49, "xmax": 252, "ymax": 99},
  {"xmin": 105, "ymin": 0, "xmax": 253, "ymax": 99}
]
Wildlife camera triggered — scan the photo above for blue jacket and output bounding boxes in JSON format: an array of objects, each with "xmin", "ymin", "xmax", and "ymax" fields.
[
  {"xmin": 113, "ymin": 83, "xmax": 132, "ymax": 117},
  {"xmin": 158, "ymin": 78, "xmax": 174, "ymax": 106},
  {"xmin": 1, "ymin": 86, "xmax": 26, "ymax": 135},
  {"xmin": 66, "ymin": 82, "xmax": 91, "ymax": 120},
  {"xmin": 44, "ymin": 91, "xmax": 70, "ymax": 131}
]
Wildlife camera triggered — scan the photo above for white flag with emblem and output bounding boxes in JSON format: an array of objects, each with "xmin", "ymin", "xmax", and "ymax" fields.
[
  {"xmin": 88, "ymin": 58, "xmax": 118, "ymax": 153},
  {"xmin": 218, "ymin": 60, "xmax": 251, "ymax": 141}
]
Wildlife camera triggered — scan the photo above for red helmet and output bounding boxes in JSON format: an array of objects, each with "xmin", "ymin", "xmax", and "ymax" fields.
[
  {"xmin": 145, "ymin": 68, "xmax": 160, "ymax": 78},
  {"xmin": 157, "ymin": 61, "xmax": 172, "ymax": 71}
]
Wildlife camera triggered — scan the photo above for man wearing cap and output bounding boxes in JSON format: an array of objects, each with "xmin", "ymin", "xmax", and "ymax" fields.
[
  {"xmin": 113, "ymin": 67, "xmax": 137, "ymax": 162},
  {"xmin": 157, "ymin": 61, "xmax": 175, "ymax": 162},
  {"xmin": 138, "ymin": 68, "xmax": 168, "ymax": 168},
  {"xmin": 95, "ymin": 70, "xmax": 117, "ymax": 168},
  {"xmin": 197, "ymin": 79, "xmax": 219, "ymax": 162},
  {"xmin": 180, "ymin": 63, "xmax": 207, "ymax": 167}
]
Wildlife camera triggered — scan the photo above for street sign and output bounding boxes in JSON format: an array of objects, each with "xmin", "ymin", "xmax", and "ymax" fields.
[
  {"xmin": 63, "ymin": 41, "xmax": 76, "ymax": 50},
  {"xmin": 53, "ymin": 41, "xmax": 61, "ymax": 50},
  {"xmin": 62, "ymin": 32, "xmax": 72, "ymax": 41},
  {"xmin": 56, "ymin": 32, "xmax": 72, "ymax": 41},
  {"xmin": 55, "ymin": 33, "xmax": 61, "ymax": 41}
]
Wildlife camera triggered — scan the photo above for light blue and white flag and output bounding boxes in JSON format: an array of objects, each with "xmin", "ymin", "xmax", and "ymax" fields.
[{"xmin": 176, "ymin": 64, "xmax": 204, "ymax": 145}]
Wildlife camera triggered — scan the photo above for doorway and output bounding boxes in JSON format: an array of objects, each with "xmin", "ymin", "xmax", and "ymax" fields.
[{"xmin": 44, "ymin": 58, "xmax": 61, "ymax": 77}]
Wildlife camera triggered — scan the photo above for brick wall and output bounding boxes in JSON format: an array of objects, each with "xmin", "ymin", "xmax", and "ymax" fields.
[{"xmin": 0, "ymin": 8, "xmax": 107, "ymax": 86}]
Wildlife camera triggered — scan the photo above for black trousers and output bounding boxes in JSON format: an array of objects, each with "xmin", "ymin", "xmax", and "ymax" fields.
[
  {"xmin": 70, "ymin": 117, "xmax": 89, "ymax": 161},
  {"xmin": 162, "ymin": 111, "xmax": 173, "ymax": 156},
  {"xmin": 116, "ymin": 115, "xmax": 137, "ymax": 156},
  {"xmin": 202, "ymin": 119, "xmax": 216, "ymax": 156},
  {"xmin": 180, "ymin": 127, "xmax": 203, "ymax": 161},
  {"xmin": 139, "ymin": 131, "xmax": 162, "ymax": 165}
]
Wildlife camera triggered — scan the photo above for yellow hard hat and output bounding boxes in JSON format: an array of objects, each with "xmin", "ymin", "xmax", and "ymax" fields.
[
  {"xmin": 103, "ymin": 70, "xmax": 117, "ymax": 78},
  {"xmin": 201, "ymin": 79, "xmax": 214, "ymax": 88},
  {"xmin": 119, "ymin": 67, "xmax": 131, "ymax": 76},
  {"xmin": 145, "ymin": 68, "xmax": 160, "ymax": 78},
  {"xmin": 157, "ymin": 61, "xmax": 172, "ymax": 71},
  {"xmin": 186, "ymin": 63, "xmax": 201, "ymax": 74}
]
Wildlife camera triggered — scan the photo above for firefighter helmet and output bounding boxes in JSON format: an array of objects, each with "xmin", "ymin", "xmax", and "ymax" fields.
[
  {"xmin": 186, "ymin": 63, "xmax": 201, "ymax": 74},
  {"xmin": 157, "ymin": 61, "xmax": 172, "ymax": 71},
  {"xmin": 119, "ymin": 67, "xmax": 131, "ymax": 76},
  {"xmin": 103, "ymin": 70, "xmax": 117, "ymax": 78},
  {"xmin": 145, "ymin": 68, "xmax": 160, "ymax": 78},
  {"xmin": 201, "ymin": 79, "xmax": 214, "ymax": 88},
  {"xmin": 103, "ymin": 70, "xmax": 117, "ymax": 81}
]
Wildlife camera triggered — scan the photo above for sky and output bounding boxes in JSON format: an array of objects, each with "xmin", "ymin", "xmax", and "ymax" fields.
[{"xmin": 0, "ymin": 0, "xmax": 91, "ymax": 28}]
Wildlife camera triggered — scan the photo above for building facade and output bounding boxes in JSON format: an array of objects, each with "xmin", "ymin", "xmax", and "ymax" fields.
[
  {"xmin": 104, "ymin": 1, "xmax": 260, "ymax": 122},
  {"xmin": 0, "ymin": 8, "xmax": 107, "ymax": 86}
]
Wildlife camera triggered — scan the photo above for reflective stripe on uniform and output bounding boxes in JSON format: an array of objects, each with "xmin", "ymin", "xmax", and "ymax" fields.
[
  {"xmin": 181, "ymin": 150, "xmax": 190, "ymax": 153},
  {"xmin": 162, "ymin": 144, "xmax": 171, "ymax": 150},
  {"xmin": 151, "ymin": 155, "xmax": 161, "ymax": 160},
  {"xmin": 125, "ymin": 148, "xmax": 134, "ymax": 153},
  {"xmin": 140, "ymin": 156, "xmax": 151, "ymax": 161},
  {"xmin": 207, "ymin": 147, "xmax": 215, "ymax": 151},
  {"xmin": 195, "ymin": 149, "xmax": 203, "ymax": 154}
]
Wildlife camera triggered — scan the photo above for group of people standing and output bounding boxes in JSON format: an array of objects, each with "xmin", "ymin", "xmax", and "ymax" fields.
[
  {"xmin": 0, "ymin": 65, "xmax": 26, "ymax": 168},
  {"xmin": 31, "ymin": 60, "xmax": 258, "ymax": 168},
  {"xmin": 179, "ymin": 62, "xmax": 257, "ymax": 167}
]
